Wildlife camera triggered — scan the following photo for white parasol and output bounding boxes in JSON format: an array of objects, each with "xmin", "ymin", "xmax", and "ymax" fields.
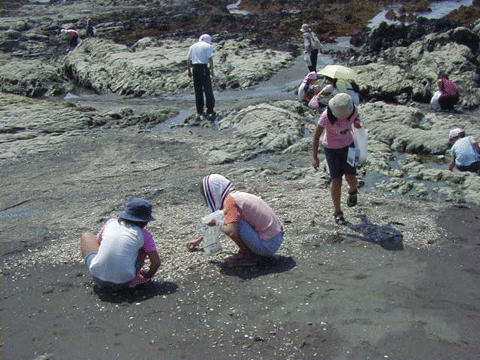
[{"xmin": 317, "ymin": 64, "xmax": 357, "ymax": 80}]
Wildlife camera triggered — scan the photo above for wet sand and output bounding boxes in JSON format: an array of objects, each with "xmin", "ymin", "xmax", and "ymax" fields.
[{"xmin": 3, "ymin": 210, "xmax": 480, "ymax": 359}]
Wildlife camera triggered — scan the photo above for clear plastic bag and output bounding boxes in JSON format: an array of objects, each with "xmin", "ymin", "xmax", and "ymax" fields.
[
  {"xmin": 308, "ymin": 94, "xmax": 319, "ymax": 109},
  {"xmin": 353, "ymin": 127, "xmax": 368, "ymax": 164},
  {"xmin": 430, "ymin": 90, "xmax": 441, "ymax": 110},
  {"xmin": 202, "ymin": 210, "xmax": 224, "ymax": 254},
  {"xmin": 303, "ymin": 53, "xmax": 312, "ymax": 67}
]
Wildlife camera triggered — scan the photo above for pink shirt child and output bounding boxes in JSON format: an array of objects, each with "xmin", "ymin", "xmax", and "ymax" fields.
[
  {"xmin": 66, "ymin": 29, "xmax": 79, "ymax": 39},
  {"xmin": 438, "ymin": 78, "xmax": 459, "ymax": 98},
  {"xmin": 318, "ymin": 107, "xmax": 360, "ymax": 149}
]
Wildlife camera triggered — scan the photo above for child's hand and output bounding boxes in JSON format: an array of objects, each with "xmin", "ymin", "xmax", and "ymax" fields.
[
  {"xmin": 187, "ymin": 237, "xmax": 203, "ymax": 252},
  {"xmin": 354, "ymin": 121, "xmax": 363, "ymax": 129},
  {"xmin": 140, "ymin": 269, "xmax": 149, "ymax": 277}
]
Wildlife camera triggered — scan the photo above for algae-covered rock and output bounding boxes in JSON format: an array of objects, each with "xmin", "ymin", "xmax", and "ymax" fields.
[
  {"xmin": 349, "ymin": 25, "xmax": 480, "ymax": 109},
  {"xmin": 0, "ymin": 93, "xmax": 175, "ymax": 159},
  {"xmin": 0, "ymin": 59, "xmax": 70, "ymax": 97},
  {"xmin": 61, "ymin": 37, "xmax": 294, "ymax": 96},
  {"xmin": 203, "ymin": 100, "xmax": 308, "ymax": 164}
]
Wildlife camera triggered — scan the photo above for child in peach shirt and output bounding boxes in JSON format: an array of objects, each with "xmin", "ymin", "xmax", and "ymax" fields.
[{"xmin": 188, "ymin": 174, "xmax": 284, "ymax": 266}]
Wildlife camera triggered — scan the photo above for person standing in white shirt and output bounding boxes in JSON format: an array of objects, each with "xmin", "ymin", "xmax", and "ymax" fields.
[{"xmin": 187, "ymin": 34, "xmax": 216, "ymax": 120}]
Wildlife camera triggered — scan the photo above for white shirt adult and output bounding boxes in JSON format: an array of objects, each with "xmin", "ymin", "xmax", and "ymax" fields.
[
  {"xmin": 187, "ymin": 34, "xmax": 214, "ymax": 65},
  {"xmin": 186, "ymin": 34, "xmax": 216, "ymax": 117}
]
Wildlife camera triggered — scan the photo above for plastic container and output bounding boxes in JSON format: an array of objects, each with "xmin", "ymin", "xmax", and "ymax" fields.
[{"xmin": 202, "ymin": 210, "xmax": 224, "ymax": 254}]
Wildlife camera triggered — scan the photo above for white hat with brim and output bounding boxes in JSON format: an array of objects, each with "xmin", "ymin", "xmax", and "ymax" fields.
[
  {"xmin": 328, "ymin": 93, "xmax": 354, "ymax": 119},
  {"xmin": 301, "ymin": 24, "xmax": 311, "ymax": 32},
  {"xmin": 448, "ymin": 127, "xmax": 465, "ymax": 141}
]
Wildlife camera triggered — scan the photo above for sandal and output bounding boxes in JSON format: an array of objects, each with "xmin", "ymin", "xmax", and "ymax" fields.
[
  {"xmin": 334, "ymin": 212, "xmax": 347, "ymax": 226},
  {"xmin": 347, "ymin": 189, "xmax": 358, "ymax": 208},
  {"xmin": 128, "ymin": 273, "xmax": 151, "ymax": 288}
]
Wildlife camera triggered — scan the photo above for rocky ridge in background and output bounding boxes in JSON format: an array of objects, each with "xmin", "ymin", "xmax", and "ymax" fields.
[
  {"xmin": 0, "ymin": 1, "xmax": 478, "ymax": 106},
  {"xmin": 1, "ymin": 1, "xmax": 479, "ymax": 102},
  {"xmin": 1, "ymin": 16, "xmax": 479, "ymax": 108},
  {"xmin": 340, "ymin": 17, "xmax": 480, "ymax": 109},
  {"xmin": 0, "ymin": 1, "xmax": 480, "ymax": 206}
]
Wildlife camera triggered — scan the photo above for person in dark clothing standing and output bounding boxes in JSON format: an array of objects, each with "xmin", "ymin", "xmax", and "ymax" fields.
[
  {"xmin": 187, "ymin": 34, "xmax": 216, "ymax": 121},
  {"xmin": 86, "ymin": 18, "xmax": 95, "ymax": 37}
]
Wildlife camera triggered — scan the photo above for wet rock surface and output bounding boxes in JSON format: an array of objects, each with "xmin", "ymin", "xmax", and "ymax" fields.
[{"xmin": 2, "ymin": 0, "xmax": 479, "ymax": 101}]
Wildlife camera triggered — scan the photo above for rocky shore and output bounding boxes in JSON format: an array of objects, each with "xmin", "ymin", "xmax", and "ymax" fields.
[
  {"xmin": 2, "ymin": 1, "xmax": 480, "ymax": 359},
  {"xmin": 2, "ymin": 10, "xmax": 480, "ymax": 203}
]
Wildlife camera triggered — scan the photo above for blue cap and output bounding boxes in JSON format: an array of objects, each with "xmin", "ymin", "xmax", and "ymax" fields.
[{"xmin": 119, "ymin": 198, "xmax": 155, "ymax": 222}]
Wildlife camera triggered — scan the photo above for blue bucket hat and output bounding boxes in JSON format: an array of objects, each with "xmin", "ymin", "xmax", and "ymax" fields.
[{"xmin": 119, "ymin": 198, "xmax": 155, "ymax": 222}]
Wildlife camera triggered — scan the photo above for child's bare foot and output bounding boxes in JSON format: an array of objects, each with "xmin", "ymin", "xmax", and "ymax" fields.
[{"xmin": 223, "ymin": 251, "xmax": 260, "ymax": 267}]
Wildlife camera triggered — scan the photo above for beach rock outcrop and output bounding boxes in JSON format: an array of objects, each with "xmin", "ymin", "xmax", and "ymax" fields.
[
  {"xmin": 203, "ymin": 100, "xmax": 312, "ymax": 164},
  {"xmin": 0, "ymin": 59, "xmax": 71, "ymax": 97},
  {"xmin": 0, "ymin": 93, "xmax": 175, "ymax": 160},
  {"xmin": 351, "ymin": 40, "xmax": 479, "ymax": 108},
  {"xmin": 61, "ymin": 37, "xmax": 294, "ymax": 96},
  {"xmin": 354, "ymin": 64, "xmax": 430, "ymax": 104},
  {"xmin": 346, "ymin": 22, "xmax": 480, "ymax": 109},
  {"xmin": 358, "ymin": 101, "xmax": 480, "ymax": 204},
  {"xmin": 351, "ymin": 18, "xmax": 465, "ymax": 53},
  {"xmin": 205, "ymin": 100, "xmax": 480, "ymax": 205}
]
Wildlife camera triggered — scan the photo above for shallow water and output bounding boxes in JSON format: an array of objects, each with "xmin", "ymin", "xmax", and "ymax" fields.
[
  {"xmin": 368, "ymin": 0, "xmax": 473, "ymax": 28},
  {"xmin": 0, "ymin": 207, "xmax": 36, "ymax": 221},
  {"xmin": 227, "ymin": 0, "xmax": 250, "ymax": 15},
  {"xmin": 165, "ymin": 54, "xmax": 332, "ymax": 103}
]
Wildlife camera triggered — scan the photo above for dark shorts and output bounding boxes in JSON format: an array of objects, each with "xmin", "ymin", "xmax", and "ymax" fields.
[
  {"xmin": 439, "ymin": 96, "xmax": 459, "ymax": 111},
  {"xmin": 324, "ymin": 143, "xmax": 357, "ymax": 179},
  {"xmin": 457, "ymin": 161, "xmax": 480, "ymax": 174}
]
